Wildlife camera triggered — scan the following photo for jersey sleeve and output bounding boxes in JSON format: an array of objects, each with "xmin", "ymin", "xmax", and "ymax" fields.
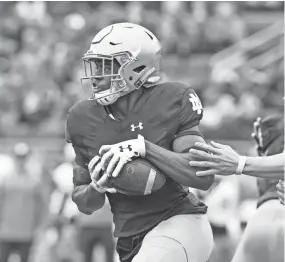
[
  {"xmin": 66, "ymin": 117, "xmax": 91, "ymax": 186},
  {"xmin": 73, "ymin": 164, "xmax": 92, "ymax": 186},
  {"xmin": 176, "ymin": 88, "xmax": 204, "ymax": 138},
  {"xmin": 65, "ymin": 111, "xmax": 88, "ymax": 169}
]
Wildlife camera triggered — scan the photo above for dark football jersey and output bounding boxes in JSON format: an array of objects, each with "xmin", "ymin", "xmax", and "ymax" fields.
[
  {"xmin": 257, "ymin": 178, "xmax": 279, "ymax": 208},
  {"xmin": 66, "ymin": 81, "xmax": 207, "ymax": 237},
  {"xmin": 256, "ymin": 121, "xmax": 283, "ymax": 208}
]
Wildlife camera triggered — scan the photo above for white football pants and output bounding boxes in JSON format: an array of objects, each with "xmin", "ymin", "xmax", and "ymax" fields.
[
  {"xmin": 231, "ymin": 199, "xmax": 284, "ymax": 262},
  {"xmin": 132, "ymin": 214, "xmax": 213, "ymax": 262}
]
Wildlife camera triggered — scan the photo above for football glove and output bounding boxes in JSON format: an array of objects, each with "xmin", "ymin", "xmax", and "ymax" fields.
[
  {"xmin": 88, "ymin": 155, "xmax": 117, "ymax": 193},
  {"xmin": 99, "ymin": 134, "xmax": 146, "ymax": 159},
  {"xmin": 89, "ymin": 135, "xmax": 146, "ymax": 184}
]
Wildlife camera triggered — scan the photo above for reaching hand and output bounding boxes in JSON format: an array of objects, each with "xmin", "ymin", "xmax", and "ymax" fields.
[{"xmin": 189, "ymin": 141, "xmax": 240, "ymax": 177}]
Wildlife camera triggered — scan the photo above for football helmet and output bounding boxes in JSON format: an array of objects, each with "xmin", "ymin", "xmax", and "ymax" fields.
[
  {"xmin": 80, "ymin": 22, "xmax": 162, "ymax": 105},
  {"xmin": 252, "ymin": 115, "xmax": 284, "ymax": 156}
]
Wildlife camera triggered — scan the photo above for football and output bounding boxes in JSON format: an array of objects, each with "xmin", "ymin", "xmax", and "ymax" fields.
[{"xmin": 104, "ymin": 158, "xmax": 166, "ymax": 196}]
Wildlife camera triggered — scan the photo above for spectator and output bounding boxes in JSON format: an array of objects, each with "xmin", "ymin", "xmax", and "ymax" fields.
[
  {"xmin": 47, "ymin": 143, "xmax": 81, "ymax": 262},
  {"xmin": 75, "ymin": 202, "xmax": 115, "ymax": 262},
  {"xmin": 0, "ymin": 2, "xmax": 282, "ymax": 138},
  {"xmin": 0, "ymin": 142, "xmax": 45, "ymax": 262}
]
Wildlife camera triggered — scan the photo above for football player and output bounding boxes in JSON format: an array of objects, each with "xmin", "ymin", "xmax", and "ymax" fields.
[
  {"xmin": 231, "ymin": 115, "xmax": 284, "ymax": 262},
  {"xmin": 189, "ymin": 117, "xmax": 284, "ymax": 180},
  {"xmin": 66, "ymin": 23, "xmax": 214, "ymax": 262}
]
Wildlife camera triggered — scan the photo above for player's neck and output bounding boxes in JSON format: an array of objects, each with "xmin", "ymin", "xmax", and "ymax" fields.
[{"xmin": 108, "ymin": 88, "xmax": 144, "ymax": 120}]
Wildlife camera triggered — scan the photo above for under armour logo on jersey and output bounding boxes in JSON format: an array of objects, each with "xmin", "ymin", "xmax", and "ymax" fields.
[
  {"xmin": 131, "ymin": 122, "xmax": 143, "ymax": 131},
  {"xmin": 119, "ymin": 145, "xmax": 132, "ymax": 152},
  {"xmin": 189, "ymin": 93, "xmax": 202, "ymax": 114}
]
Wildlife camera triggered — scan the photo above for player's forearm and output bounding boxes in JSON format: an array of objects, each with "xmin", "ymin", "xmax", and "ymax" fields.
[
  {"xmin": 243, "ymin": 153, "xmax": 284, "ymax": 179},
  {"xmin": 144, "ymin": 140, "xmax": 214, "ymax": 190},
  {"xmin": 72, "ymin": 184, "xmax": 105, "ymax": 215}
]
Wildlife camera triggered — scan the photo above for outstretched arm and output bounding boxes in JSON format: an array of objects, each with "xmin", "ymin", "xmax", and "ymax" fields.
[
  {"xmin": 189, "ymin": 141, "xmax": 284, "ymax": 179},
  {"xmin": 244, "ymin": 154, "xmax": 284, "ymax": 179}
]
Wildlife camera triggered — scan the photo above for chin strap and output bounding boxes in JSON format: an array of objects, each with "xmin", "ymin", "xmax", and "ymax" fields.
[{"xmin": 144, "ymin": 75, "xmax": 163, "ymax": 89}]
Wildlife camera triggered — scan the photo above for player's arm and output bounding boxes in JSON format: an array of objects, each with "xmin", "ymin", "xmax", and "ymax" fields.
[
  {"xmin": 95, "ymin": 134, "xmax": 213, "ymax": 190},
  {"xmin": 71, "ymin": 163, "xmax": 106, "ymax": 215},
  {"xmin": 190, "ymin": 115, "xmax": 284, "ymax": 179},
  {"xmin": 144, "ymin": 127, "xmax": 214, "ymax": 190},
  {"xmin": 190, "ymin": 142, "xmax": 284, "ymax": 179},
  {"xmin": 142, "ymin": 88, "xmax": 213, "ymax": 190},
  {"xmin": 65, "ymin": 117, "xmax": 105, "ymax": 215},
  {"xmin": 243, "ymin": 153, "xmax": 284, "ymax": 179}
]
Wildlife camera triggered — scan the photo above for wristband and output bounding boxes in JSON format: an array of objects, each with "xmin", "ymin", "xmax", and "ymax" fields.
[{"xmin": 236, "ymin": 156, "xmax": 247, "ymax": 175}]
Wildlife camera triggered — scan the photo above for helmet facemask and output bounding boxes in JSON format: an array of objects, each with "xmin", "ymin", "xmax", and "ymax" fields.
[
  {"xmin": 252, "ymin": 117, "xmax": 265, "ymax": 156},
  {"xmin": 80, "ymin": 51, "xmax": 159, "ymax": 105},
  {"xmin": 80, "ymin": 53, "xmax": 132, "ymax": 105}
]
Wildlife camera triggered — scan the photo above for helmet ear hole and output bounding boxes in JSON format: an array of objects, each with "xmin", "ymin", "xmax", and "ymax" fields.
[{"xmin": 133, "ymin": 65, "xmax": 146, "ymax": 73}]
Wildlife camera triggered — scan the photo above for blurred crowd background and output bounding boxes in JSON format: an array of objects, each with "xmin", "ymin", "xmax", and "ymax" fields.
[{"xmin": 0, "ymin": 1, "xmax": 283, "ymax": 262}]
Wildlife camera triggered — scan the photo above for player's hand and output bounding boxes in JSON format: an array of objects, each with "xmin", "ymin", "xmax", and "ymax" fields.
[
  {"xmin": 88, "ymin": 155, "xmax": 116, "ymax": 193},
  {"xmin": 276, "ymin": 180, "xmax": 284, "ymax": 205},
  {"xmin": 91, "ymin": 135, "xmax": 146, "ymax": 183},
  {"xmin": 189, "ymin": 141, "xmax": 240, "ymax": 177}
]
